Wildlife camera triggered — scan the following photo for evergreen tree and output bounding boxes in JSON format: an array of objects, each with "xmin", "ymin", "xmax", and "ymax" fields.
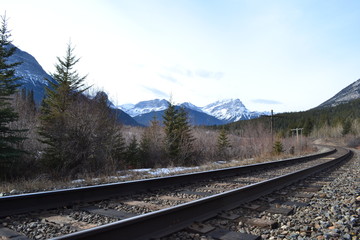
[
  {"xmin": 0, "ymin": 14, "xmax": 25, "ymax": 165},
  {"xmin": 163, "ymin": 101, "xmax": 179, "ymax": 161},
  {"xmin": 176, "ymin": 107, "xmax": 195, "ymax": 164},
  {"xmin": 217, "ymin": 128, "xmax": 231, "ymax": 159},
  {"xmin": 110, "ymin": 130, "xmax": 126, "ymax": 168},
  {"xmin": 42, "ymin": 42, "xmax": 88, "ymax": 114},
  {"xmin": 163, "ymin": 101, "xmax": 194, "ymax": 165},
  {"xmin": 342, "ymin": 119, "xmax": 352, "ymax": 136},
  {"xmin": 273, "ymin": 140, "xmax": 283, "ymax": 155},
  {"xmin": 39, "ymin": 42, "xmax": 89, "ymax": 174},
  {"xmin": 125, "ymin": 136, "xmax": 141, "ymax": 168},
  {"xmin": 139, "ymin": 131, "xmax": 150, "ymax": 165},
  {"xmin": 303, "ymin": 118, "xmax": 313, "ymax": 137}
]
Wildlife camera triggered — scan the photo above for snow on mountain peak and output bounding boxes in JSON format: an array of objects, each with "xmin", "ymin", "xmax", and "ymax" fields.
[
  {"xmin": 119, "ymin": 98, "xmax": 266, "ymax": 123},
  {"xmin": 119, "ymin": 99, "xmax": 169, "ymax": 117},
  {"xmin": 201, "ymin": 98, "xmax": 250, "ymax": 122},
  {"xmin": 180, "ymin": 102, "xmax": 202, "ymax": 112}
]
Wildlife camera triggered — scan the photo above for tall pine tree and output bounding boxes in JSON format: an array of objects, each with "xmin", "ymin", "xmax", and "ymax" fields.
[
  {"xmin": 0, "ymin": 14, "xmax": 25, "ymax": 164},
  {"xmin": 217, "ymin": 128, "xmax": 231, "ymax": 159},
  {"xmin": 163, "ymin": 101, "xmax": 194, "ymax": 165},
  {"xmin": 163, "ymin": 101, "xmax": 179, "ymax": 161},
  {"xmin": 176, "ymin": 107, "xmax": 194, "ymax": 164},
  {"xmin": 39, "ymin": 42, "xmax": 89, "ymax": 174}
]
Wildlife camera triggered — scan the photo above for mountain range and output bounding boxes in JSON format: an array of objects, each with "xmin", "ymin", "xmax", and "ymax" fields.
[
  {"xmin": 119, "ymin": 99, "xmax": 269, "ymax": 126},
  {"xmin": 8, "ymin": 44, "xmax": 360, "ymax": 126}
]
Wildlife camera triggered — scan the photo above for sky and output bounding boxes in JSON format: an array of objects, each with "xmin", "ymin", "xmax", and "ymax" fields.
[{"xmin": 2, "ymin": 0, "xmax": 360, "ymax": 112}]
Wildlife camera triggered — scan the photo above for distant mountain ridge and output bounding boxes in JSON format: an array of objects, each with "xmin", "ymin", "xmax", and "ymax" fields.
[
  {"xmin": 120, "ymin": 99, "xmax": 169, "ymax": 117},
  {"xmin": 133, "ymin": 107, "xmax": 226, "ymax": 126},
  {"xmin": 119, "ymin": 98, "xmax": 269, "ymax": 126},
  {"xmin": 318, "ymin": 79, "xmax": 360, "ymax": 108}
]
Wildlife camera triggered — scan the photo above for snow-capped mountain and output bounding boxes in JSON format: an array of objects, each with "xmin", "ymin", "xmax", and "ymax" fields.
[
  {"xmin": 317, "ymin": 79, "xmax": 360, "ymax": 108},
  {"xmin": 8, "ymin": 44, "xmax": 53, "ymax": 104},
  {"xmin": 179, "ymin": 102, "xmax": 201, "ymax": 112},
  {"xmin": 201, "ymin": 99, "xmax": 254, "ymax": 122},
  {"xmin": 120, "ymin": 98, "xmax": 267, "ymax": 125},
  {"xmin": 133, "ymin": 107, "xmax": 226, "ymax": 126},
  {"xmin": 119, "ymin": 99, "xmax": 169, "ymax": 117}
]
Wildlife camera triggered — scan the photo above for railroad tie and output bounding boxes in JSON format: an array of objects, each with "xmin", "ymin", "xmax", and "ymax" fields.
[
  {"xmin": 242, "ymin": 204, "xmax": 262, "ymax": 211},
  {"xmin": 179, "ymin": 190, "xmax": 213, "ymax": 197},
  {"xmin": 207, "ymin": 228, "xmax": 261, "ymax": 240},
  {"xmin": 122, "ymin": 200, "xmax": 163, "ymax": 211},
  {"xmin": 0, "ymin": 227, "xmax": 29, "ymax": 240},
  {"xmin": 292, "ymin": 192, "xmax": 314, "ymax": 199},
  {"xmin": 217, "ymin": 212, "xmax": 240, "ymax": 220},
  {"xmin": 244, "ymin": 218, "xmax": 278, "ymax": 229},
  {"xmin": 81, "ymin": 206, "xmax": 137, "ymax": 220},
  {"xmin": 265, "ymin": 206, "xmax": 294, "ymax": 216},
  {"xmin": 41, "ymin": 215, "xmax": 97, "ymax": 231},
  {"xmin": 187, "ymin": 222, "xmax": 215, "ymax": 234},
  {"xmin": 272, "ymin": 199, "xmax": 309, "ymax": 207},
  {"xmin": 187, "ymin": 223, "xmax": 262, "ymax": 240},
  {"xmin": 299, "ymin": 185, "xmax": 322, "ymax": 192},
  {"xmin": 157, "ymin": 195, "xmax": 192, "ymax": 202}
]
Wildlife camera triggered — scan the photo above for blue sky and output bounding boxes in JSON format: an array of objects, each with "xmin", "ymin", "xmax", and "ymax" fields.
[{"xmin": 2, "ymin": 0, "xmax": 360, "ymax": 112}]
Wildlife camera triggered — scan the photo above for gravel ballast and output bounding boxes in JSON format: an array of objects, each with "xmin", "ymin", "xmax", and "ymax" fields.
[{"xmin": 162, "ymin": 149, "xmax": 360, "ymax": 240}]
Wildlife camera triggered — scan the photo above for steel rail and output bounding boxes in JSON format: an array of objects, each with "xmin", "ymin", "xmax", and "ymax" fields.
[
  {"xmin": 52, "ymin": 147, "xmax": 352, "ymax": 240},
  {"xmin": 0, "ymin": 148, "xmax": 336, "ymax": 218}
]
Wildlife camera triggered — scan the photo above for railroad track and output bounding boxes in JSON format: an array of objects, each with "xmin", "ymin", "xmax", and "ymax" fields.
[{"xmin": 0, "ymin": 146, "xmax": 353, "ymax": 240}]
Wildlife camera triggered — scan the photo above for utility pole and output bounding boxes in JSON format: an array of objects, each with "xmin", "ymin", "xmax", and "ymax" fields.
[
  {"xmin": 270, "ymin": 110, "xmax": 274, "ymax": 146},
  {"xmin": 291, "ymin": 128, "xmax": 303, "ymax": 148},
  {"xmin": 262, "ymin": 110, "xmax": 282, "ymax": 150},
  {"xmin": 263, "ymin": 110, "xmax": 277, "ymax": 147}
]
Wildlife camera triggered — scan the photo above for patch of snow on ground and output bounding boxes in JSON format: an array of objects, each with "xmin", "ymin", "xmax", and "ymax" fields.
[
  {"xmin": 71, "ymin": 179, "xmax": 85, "ymax": 184},
  {"xmin": 72, "ymin": 165, "xmax": 221, "ymax": 186},
  {"xmin": 129, "ymin": 166, "xmax": 200, "ymax": 176}
]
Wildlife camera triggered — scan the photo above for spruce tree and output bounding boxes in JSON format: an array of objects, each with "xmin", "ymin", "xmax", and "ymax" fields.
[
  {"xmin": 92, "ymin": 91, "xmax": 126, "ymax": 172},
  {"xmin": 176, "ymin": 107, "xmax": 194, "ymax": 164},
  {"xmin": 0, "ymin": 14, "xmax": 25, "ymax": 164},
  {"xmin": 39, "ymin": 42, "xmax": 89, "ymax": 174},
  {"xmin": 303, "ymin": 118, "xmax": 313, "ymax": 137},
  {"xmin": 342, "ymin": 119, "xmax": 352, "ymax": 136},
  {"xmin": 110, "ymin": 131, "xmax": 126, "ymax": 168},
  {"xmin": 273, "ymin": 140, "xmax": 283, "ymax": 155},
  {"xmin": 217, "ymin": 128, "xmax": 231, "ymax": 159},
  {"xmin": 163, "ymin": 101, "xmax": 194, "ymax": 165},
  {"xmin": 125, "ymin": 136, "xmax": 141, "ymax": 168},
  {"xmin": 163, "ymin": 101, "xmax": 179, "ymax": 161}
]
